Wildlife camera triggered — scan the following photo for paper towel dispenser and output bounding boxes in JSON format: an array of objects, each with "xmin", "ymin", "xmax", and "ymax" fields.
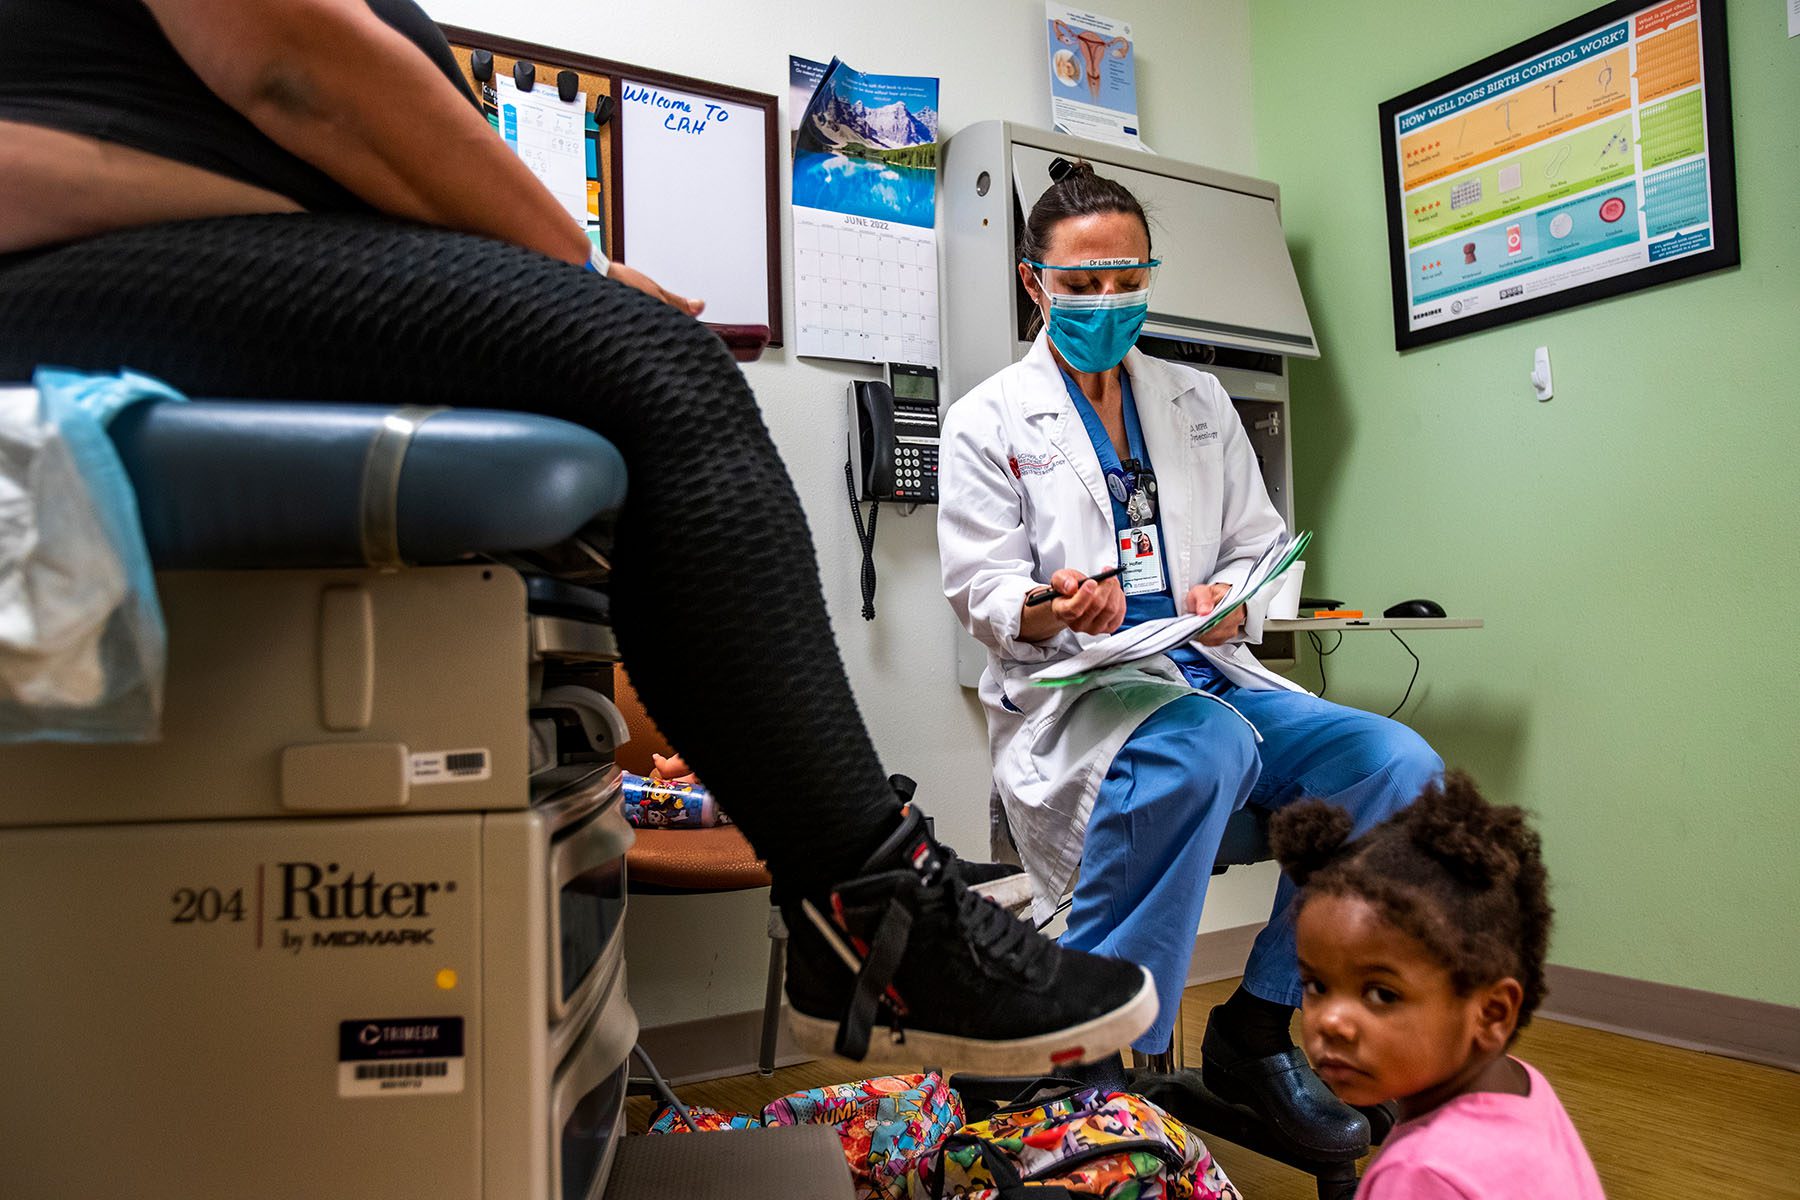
[
  {"xmin": 942, "ymin": 122, "xmax": 1317, "ymax": 370},
  {"xmin": 1009, "ymin": 144, "xmax": 1316, "ymax": 358}
]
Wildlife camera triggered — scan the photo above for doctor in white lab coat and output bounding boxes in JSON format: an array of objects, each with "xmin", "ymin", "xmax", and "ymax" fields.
[{"xmin": 939, "ymin": 162, "xmax": 1440, "ymax": 1143}]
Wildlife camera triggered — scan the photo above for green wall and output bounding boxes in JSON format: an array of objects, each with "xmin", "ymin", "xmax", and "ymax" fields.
[{"xmin": 1249, "ymin": 0, "xmax": 1799, "ymax": 1004}]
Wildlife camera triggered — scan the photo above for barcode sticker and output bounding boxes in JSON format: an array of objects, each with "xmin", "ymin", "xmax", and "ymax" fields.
[
  {"xmin": 409, "ymin": 748, "xmax": 491, "ymax": 785},
  {"xmin": 354, "ymin": 1060, "xmax": 450, "ymax": 1081},
  {"xmin": 338, "ymin": 1017, "xmax": 466, "ymax": 1098}
]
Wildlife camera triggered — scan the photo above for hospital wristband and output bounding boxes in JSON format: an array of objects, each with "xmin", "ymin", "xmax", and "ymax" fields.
[{"xmin": 582, "ymin": 243, "xmax": 611, "ymax": 277}]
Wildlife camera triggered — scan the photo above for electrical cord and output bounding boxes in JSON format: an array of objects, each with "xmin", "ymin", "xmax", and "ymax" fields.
[
  {"xmin": 1035, "ymin": 894, "xmax": 1075, "ymax": 933},
  {"xmin": 1307, "ymin": 629, "xmax": 1343, "ymax": 697},
  {"xmin": 845, "ymin": 461, "xmax": 880, "ymax": 621},
  {"xmin": 631, "ymin": 1044, "xmax": 694, "ymax": 1131},
  {"xmin": 1307, "ymin": 628, "xmax": 1420, "ymax": 715},
  {"xmin": 1386, "ymin": 631, "xmax": 1420, "ymax": 718}
]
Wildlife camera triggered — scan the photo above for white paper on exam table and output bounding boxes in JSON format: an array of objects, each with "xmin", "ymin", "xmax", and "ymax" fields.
[{"xmin": 1029, "ymin": 530, "xmax": 1310, "ymax": 684}]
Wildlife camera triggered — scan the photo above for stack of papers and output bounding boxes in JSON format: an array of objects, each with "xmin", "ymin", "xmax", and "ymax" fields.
[{"xmin": 1031, "ymin": 530, "xmax": 1311, "ymax": 685}]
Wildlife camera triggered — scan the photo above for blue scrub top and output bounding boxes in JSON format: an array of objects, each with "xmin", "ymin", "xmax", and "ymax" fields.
[{"xmin": 1060, "ymin": 366, "xmax": 1222, "ymax": 687}]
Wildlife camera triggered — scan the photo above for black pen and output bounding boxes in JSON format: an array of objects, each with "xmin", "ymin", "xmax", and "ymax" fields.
[{"xmin": 1025, "ymin": 565, "xmax": 1126, "ymax": 607}]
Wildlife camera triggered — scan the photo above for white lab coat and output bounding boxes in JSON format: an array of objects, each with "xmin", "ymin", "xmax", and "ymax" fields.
[{"xmin": 939, "ymin": 334, "xmax": 1307, "ymax": 924}]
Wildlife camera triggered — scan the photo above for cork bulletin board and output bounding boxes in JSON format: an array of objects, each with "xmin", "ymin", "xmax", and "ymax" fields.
[{"xmin": 443, "ymin": 26, "xmax": 784, "ymax": 344}]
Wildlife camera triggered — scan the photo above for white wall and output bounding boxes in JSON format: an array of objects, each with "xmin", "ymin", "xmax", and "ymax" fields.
[{"xmin": 420, "ymin": 0, "xmax": 1272, "ymax": 1028}]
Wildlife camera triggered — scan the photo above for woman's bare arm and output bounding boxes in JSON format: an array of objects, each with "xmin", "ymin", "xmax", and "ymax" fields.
[
  {"xmin": 144, "ymin": 0, "xmax": 593, "ymax": 264},
  {"xmin": 140, "ymin": 0, "xmax": 699, "ymax": 315}
]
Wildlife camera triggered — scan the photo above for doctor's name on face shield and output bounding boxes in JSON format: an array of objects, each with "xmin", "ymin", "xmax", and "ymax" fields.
[{"xmin": 1025, "ymin": 257, "xmax": 1161, "ymax": 374}]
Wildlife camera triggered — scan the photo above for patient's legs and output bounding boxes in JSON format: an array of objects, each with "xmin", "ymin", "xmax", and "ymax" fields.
[
  {"xmin": 0, "ymin": 213, "xmax": 1159, "ymax": 1071},
  {"xmin": 1062, "ymin": 695, "xmax": 1261, "ymax": 1054},
  {"xmin": 0, "ymin": 213, "xmax": 1166, "ymax": 1072},
  {"xmin": 0, "ymin": 213, "xmax": 898, "ymax": 898}
]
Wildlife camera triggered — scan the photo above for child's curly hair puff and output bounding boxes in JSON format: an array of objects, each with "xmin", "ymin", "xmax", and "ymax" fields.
[{"xmin": 1269, "ymin": 771, "xmax": 1553, "ymax": 1034}]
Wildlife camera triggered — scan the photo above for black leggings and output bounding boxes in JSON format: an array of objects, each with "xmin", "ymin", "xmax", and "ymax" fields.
[{"xmin": 0, "ymin": 214, "xmax": 898, "ymax": 897}]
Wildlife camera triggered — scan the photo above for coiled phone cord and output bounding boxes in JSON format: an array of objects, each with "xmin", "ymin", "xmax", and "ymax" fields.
[{"xmin": 845, "ymin": 461, "xmax": 880, "ymax": 620}]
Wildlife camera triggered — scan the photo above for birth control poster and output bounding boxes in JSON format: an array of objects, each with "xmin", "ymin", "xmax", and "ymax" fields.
[
  {"xmin": 1378, "ymin": 0, "xmax": 1738, "ymax": 350},
  {"xmin": 1046, "ymin": 5, "xmax": 1141, "ymax": 149}
]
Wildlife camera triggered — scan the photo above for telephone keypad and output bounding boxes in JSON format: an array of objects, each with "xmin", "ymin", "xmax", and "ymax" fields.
[
  {"xmin": 893, "ymin": 442, "xmax": 937, "ymax": 501},
  {"xmin": 882, "ymin": 395, "xmax": 941, "ymax": 503}
]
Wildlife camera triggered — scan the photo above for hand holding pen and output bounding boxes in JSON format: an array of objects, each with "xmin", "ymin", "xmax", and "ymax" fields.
[
  {"xmin": 1025, "ymin": 565, "xmax": 1127, "ymax": 637},
  {"xmin": 1025, "ymin": 564, "xmax": 1124, "ymax": 606}
]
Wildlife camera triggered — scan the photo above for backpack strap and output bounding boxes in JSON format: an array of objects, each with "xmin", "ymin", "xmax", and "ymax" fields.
[
  {"xmin": 946, "ymin": 1073, "xmax": 1084, "ymax": 1123},
  {"xmin": 930, "ymin": 1133, "xmax": 1076, "ymax": 1200}
]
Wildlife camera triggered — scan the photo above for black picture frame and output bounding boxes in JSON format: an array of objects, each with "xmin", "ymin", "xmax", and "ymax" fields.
[{"xmin": 1377, "ymin": 0, "xmax": 1737, "ymax": 351}]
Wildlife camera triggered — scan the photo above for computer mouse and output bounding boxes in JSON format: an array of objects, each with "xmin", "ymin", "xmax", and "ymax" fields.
[{"xmin": 1385, "ymin": 598, "xmax": 1446, "ymax": 619}]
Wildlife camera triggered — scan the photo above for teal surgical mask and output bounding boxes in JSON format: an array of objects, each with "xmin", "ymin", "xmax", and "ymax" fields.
[{"xmin": 1025, "ymin": 258, "xmax": 1159, "ymax": 373}]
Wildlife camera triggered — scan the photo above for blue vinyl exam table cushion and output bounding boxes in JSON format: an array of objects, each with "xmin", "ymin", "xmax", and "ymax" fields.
[
  {"xmin": 115, "ymin": 398, "xmax": 1269, "ymax": 864},
  {"xmin": 108, "ymin": 402, "xmax": 626, "ymax": 570}
]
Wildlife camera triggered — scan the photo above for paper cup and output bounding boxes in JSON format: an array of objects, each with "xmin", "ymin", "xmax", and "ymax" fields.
[{"xmin": 1266, "ymin": 560, "xmax": 1305, "ymax": 620}]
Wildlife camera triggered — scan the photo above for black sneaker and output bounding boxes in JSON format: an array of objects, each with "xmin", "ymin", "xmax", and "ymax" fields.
[
  {"xmin": 955, "ymin": 858, "xmax": 1034, "ymax": 913},
  {"xmin": 887, "ymin": 774, "xmax": 1033, "ymax": 912},
  {"xmin": 784, "ymin": 804, "xmax": 1156, "ymax": 1073}
]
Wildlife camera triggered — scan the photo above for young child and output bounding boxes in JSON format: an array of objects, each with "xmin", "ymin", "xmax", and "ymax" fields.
[{"xmin": 1269, "ymin": 773, "xmax": 1605, "ymax": 1199}]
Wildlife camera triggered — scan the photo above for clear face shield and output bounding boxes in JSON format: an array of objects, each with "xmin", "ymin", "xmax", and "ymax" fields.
[{"xmin": 1023, "ymin": 257, "xmax": 1161, "ymax": 310}]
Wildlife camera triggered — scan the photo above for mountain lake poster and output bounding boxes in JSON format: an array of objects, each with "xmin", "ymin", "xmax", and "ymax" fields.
[{"xmin": 790, "ymin": 55, "xmax": 942, "ymax": 366}]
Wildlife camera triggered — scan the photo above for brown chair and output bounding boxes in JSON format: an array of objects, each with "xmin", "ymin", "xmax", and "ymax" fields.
[{"xmin": 615, "ymin": 670, "xmax": 788, "ymax": 1074}]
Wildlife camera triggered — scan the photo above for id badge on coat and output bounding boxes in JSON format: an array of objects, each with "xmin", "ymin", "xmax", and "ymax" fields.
[{"xmin": 1117, "ymin": 524, "xmax": 1167, "ymax": 596}]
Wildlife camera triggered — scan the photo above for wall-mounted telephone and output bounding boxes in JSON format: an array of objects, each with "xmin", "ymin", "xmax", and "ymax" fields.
[
  {"xmin": 845, "ymin": 364, "xmax": 942, "ymax": 620},
  {"xmin": 848, "ymin": 363, "xmax": 941, "ymax": 504}
]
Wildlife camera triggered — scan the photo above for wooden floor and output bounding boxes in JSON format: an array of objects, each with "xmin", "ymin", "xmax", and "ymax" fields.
[{"xmin": 628, "ymin": 977, "xmax": 1800, "ymax": 1198}]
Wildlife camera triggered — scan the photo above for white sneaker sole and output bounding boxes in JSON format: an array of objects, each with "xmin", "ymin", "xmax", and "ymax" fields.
[{"xmin": 785, "ymin": 965, "xmax": 1158, "ymax": 1075}]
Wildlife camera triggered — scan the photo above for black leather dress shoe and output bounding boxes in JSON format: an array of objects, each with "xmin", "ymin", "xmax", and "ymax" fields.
[
  {"xmin": 1357, "ymin": 1099, "xmax": 1401, "ymax": 1144},
  {"xmin": 1200, "ymin": 1012, "xmax": 1369, "ymax": 1159}
]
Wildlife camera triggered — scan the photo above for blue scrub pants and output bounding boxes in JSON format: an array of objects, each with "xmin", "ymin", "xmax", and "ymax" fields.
[{"xmin": 1059, "ymin": 676, "xmax": 1443, "ymax": 1053}]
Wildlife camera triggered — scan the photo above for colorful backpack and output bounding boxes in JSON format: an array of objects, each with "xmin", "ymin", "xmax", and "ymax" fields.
[
  {"xmin": 650, "ymin": 1071, "xmax": 963, "ymax": 1200},
  {"xmin": 646, "ymin": 1105, "xmax": 763, "ymax": 1133},
  {"xmin": 915, "ymin": 1085, "xmax": 1239, "ymax": 1200}
]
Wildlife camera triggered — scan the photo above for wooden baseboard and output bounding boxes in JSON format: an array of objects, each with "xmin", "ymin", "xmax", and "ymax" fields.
[
  {"xmin": 1540, "ymin": 964, "xmax": 1800, "ymax": 1073},
  {"xmin": 1180, "ymin": 933, "xmax": 1800, "ymax": 1074},
  {"xmin": 1186, "ymin": 921, "xmax": 1265, "ymax": 987}
]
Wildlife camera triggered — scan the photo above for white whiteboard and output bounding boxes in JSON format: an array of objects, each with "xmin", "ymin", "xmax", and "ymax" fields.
[{"xmin": 619, "ymin": 80, "xmax": 770, "ymax": 328}]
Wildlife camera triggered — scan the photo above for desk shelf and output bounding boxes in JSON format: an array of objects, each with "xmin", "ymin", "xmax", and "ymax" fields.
[{"xmin": 1266, "ymin": 618, "xmax": 1484, "ymax": 632}]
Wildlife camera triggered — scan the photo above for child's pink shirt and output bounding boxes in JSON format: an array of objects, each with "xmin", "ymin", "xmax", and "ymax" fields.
[{"xmin": 1357, "ymin": 1059, "xmax": 1605, "ymax": 1199}]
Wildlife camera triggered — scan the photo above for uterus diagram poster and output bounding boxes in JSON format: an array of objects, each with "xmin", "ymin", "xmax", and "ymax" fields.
[
  {"xmin": 1379, "ymin": 0, "xmax": 1738, "ymax": 349},
  {"xmin": 790, "ymin": 55, "xmax": 941, "ymax": 367},
  {"xmin": 1046, "ymin": 5, "xmax": 1141, "ymax": 149}
]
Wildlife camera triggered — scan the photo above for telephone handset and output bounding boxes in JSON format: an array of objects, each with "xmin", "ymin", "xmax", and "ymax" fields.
[
  {"xmin": 845, "ymin": 364, "xmax": 942, "ymax": 620},
  {"xmin": 848, "ymin": 364, "xmax": 941, "ymax": 504}
]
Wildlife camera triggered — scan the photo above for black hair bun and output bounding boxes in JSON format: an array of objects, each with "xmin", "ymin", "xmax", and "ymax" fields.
[
  {"xmin": 1407, "ymin": 772, "xmax": 1538, "ymax": 889},
  {"xmin": 1270, "ymin": 799, "xmax": 1354, "ymax": 885}
]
